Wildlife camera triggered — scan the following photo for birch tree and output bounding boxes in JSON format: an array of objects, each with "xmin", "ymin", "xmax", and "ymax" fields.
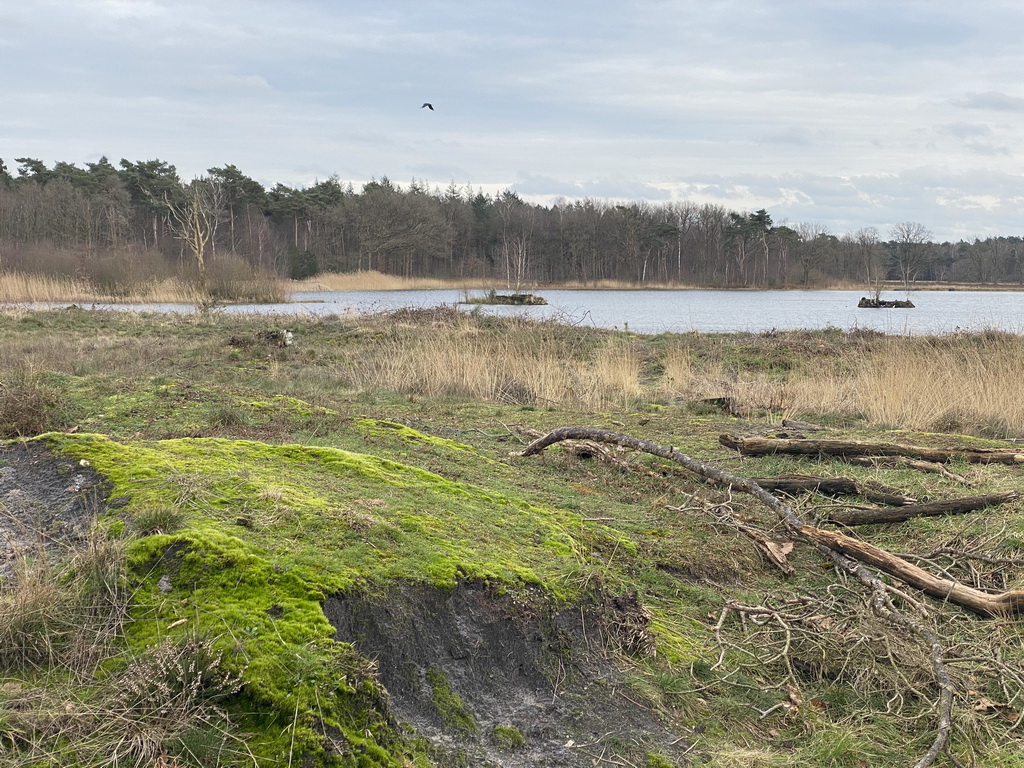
[{"xmin": 166, "ymin": 178, "xmax": 225, "ymax": 287}]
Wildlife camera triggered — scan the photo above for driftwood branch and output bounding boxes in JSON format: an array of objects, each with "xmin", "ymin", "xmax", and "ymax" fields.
[
  {"xmin": 519, "ymin": 426, "xmax": 1023, "ymax": 617},
  {"xmin": 720, "ymin": 434, "xmax": 1024, "ymax": 465},
  {"xmin": 826, "ymin": 492, "xmax": 1019, "ymax": 527},
  {"xmin": 800, "ymin": 526, "xmax": 1024, "ymax": 618},
  {"xmin": 751, "ymin": 474, "xmax": 916, "ymax": 506},
  {"xmin": 667, "ymin": 500, "xmax": 795, "ymax": 575}
]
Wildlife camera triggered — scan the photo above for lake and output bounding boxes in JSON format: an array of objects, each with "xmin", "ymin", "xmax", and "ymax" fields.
[{"xmin": 16, "ymin": 289, "xmax": 1024, "ymax": 335}]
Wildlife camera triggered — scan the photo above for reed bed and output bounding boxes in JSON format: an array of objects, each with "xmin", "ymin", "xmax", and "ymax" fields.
[
  {"xmin": 324, "ymin": 315, "xmax": 1024, "ymax": 436},
  {"xmin": 2, "ymin": 303, "xmax": 1022, "ymax": 437},
  {"xmin": 0, "ymin": 269, "xmax": 287, "ymax": 304},
  {"xmin": 292, "ymin": 270, "xmax": 484, "ymax": 292},
  {"xmin": 784, "ymin": 334, "xmax": 1024, "ymax": 436},
  {"xmin": 338, "ymin": 315, "xmax": 641, "ymax": 409}
]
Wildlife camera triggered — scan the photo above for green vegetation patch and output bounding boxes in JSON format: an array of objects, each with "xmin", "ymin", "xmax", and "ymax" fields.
[
  {"xmin": 490, "ymin": 724, "xmax": 525, "ymax": 750},
  {"xmin": 246, "ymin": 394, "xmax": 339, "ymax": 419},
  {"xmin": 32, "ymin": 430, "xmax": 686, "ymax": 763},
  {"xmin": 50, "ymin": 432, "xmax": 590, "ymax": 594},
  {"xmin": 357, "ymin": 418, "xmax": 478, "ymax": 455},
  {"xmin": 124, "ymin": 529, "xmax": 403, "ymax": 764},
  {"xmin": 425, "ymin": 668, "xmax": 477, "ymax": 733}
]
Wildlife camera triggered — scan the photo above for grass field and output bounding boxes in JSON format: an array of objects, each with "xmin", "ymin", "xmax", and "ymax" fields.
[{"xmin": 1, "ymin": 307, "xmax": 1023, "ymax": 767}]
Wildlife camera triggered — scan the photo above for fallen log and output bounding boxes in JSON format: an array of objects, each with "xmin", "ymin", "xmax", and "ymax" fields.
[
  {"xmin": 800, "ymin": 526, "xmax": 1024, "ymax": 617},
  {"xmin": 825, "ymin": 491, "xmax": 1019, "ymax": 526},
  {"xmin": 516, "ymin": 425, "xmax": 969, "ymax": 764},
  {"xmin": 720, "ymin": 434, "xmax": 1024, "ymax": 465},
  {"xmin": 519, "ymin": 426, "xmax": 1024, "ymax": 616},
  {"xmin": 751, "ymin": 474, "xmax": 916, "ymax": 506}
]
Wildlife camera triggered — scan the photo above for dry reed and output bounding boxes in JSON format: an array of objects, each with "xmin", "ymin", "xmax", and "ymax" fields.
[
  {"xmin": 784, "ymin": 335, "xmax": 1024, "ymax": 436},
  {"xmin": 335, "ymin": 318, "xmax": 1024, "ymax": 436},
  {"xmin": 292, "ymin": 270, "xmax": 482, "ymax": 292},
  {"xmin": 0, "ymin": 270, "xmax": 286, "ymax": 304},
  {"xmin": 294, "ymin": 271, "xmax": 704, "ymax": 292}
]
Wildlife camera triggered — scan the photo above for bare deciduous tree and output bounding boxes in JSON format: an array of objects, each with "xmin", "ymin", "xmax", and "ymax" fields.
[
  {"xmin": 165, "ymin": 178, "xmax": 225, "ymax": 287},
  {"xmin": 890, "ymin": 221, "xmax": 933, "ymax": 291},
  {"xmin": 497, "ymin": 191, "xmax": 536, "ymax": 292}
]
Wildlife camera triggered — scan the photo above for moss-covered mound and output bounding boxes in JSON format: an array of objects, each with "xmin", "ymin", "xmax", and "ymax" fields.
[{"xmin": 2, "ymin": 430, "xmax": 691, "ymax": 767}]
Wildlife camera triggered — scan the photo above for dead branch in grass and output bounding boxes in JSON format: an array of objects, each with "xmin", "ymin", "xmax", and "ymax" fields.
[
  {"xmin": 750, "ymin": 474, "xmax": 917, "ymax": 506},
  {"xmin": 847, "ymin": 455, "xmax": 972, "ymax": 484},
  {"xmin": 517, "ymin": 425, "xmax": 968, "ymax": 767},
  {"xmin": 825, "ymin": 492, "xmax": 1019, "ymax": 527},
  {"xmin": 720, "ymin": 434, "xmax": 1024, "ymax": 466}
]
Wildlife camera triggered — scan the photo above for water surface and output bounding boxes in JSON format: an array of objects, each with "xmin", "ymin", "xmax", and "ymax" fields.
[{"xmin": 14, "ymin": 289, "xmax": 1024, "ymax": 335}]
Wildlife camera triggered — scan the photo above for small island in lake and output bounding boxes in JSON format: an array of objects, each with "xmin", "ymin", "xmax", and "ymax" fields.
[
  {"xmin": 858, "ymin": 296, "xmax": 915, "ymax": 308},
  {"xmin": 463, "ymin": 290, "xmax": 548, "ymax": 305}
]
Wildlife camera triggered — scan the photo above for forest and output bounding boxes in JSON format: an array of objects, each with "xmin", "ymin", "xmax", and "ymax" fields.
[{"xmin": 1, "ymin": 156, "xmax": 1022, "ymax": 291}]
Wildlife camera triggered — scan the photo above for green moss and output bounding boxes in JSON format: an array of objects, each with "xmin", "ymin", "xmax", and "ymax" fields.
[
  {"xmin": 35, "ymin": 430, "xmax": 624, "ymax": 762},
  {"xmin": 357, "ymin": 418, "xmax": 482, "ymax": 456},
  {"xmin": 645, "ymin": 753, "xmax": 674, "ymax": 768},
  {"xmin": 491, "ymin": 725, "xmax": 525, "ymax": 750},
  {"xmin": 249, "ymin": 394, "xmax": 337, "ymax": 416},
  {"xmin": 425, "ymin": 668, "xmax": 477, "ymax": 733},
  {"xmin": 120, "ymin": 529, "xmax": 410, "ymax": 765},
  {"xmin": 48, "ymin": 432, "xmax": 590, "ymax": 597}
]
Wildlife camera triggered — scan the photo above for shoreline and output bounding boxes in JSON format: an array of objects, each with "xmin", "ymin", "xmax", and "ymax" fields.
[{"xmin": 2, "ymin": 278, "xmax": 1022, "ymax": 307}]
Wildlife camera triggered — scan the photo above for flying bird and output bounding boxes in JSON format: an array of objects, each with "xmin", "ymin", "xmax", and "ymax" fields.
[{"xmin": 421, "ymin": 102, "xmax": 434, "ymax": 110}]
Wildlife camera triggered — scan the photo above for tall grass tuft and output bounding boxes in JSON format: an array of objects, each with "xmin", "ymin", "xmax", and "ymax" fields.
[
  {"xmin": 0, "ymin": 367, "xmax": 74, "ymax": 438},
  {"xmin": 342, "ymin": 314, "xmax": 641, "ymax": 408},
  {"xmin": 0, "ymin": 530, "xmax": 126, "ymax": 674}
]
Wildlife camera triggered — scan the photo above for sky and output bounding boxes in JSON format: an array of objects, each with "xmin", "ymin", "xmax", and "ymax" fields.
[{"xmin": 3, "ymin": 0, "xmax": 1024, "ymax": 241}]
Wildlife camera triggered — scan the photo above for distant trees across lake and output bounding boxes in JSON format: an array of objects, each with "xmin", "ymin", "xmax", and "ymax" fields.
[{"xmin": 1, "ymin": 156, "xmax": 1021, "ymax": 290}]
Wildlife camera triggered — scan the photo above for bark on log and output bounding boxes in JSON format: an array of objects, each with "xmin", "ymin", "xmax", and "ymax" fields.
[
  {"xmin": 751, "ymin": 474, "xmax": 916, "ymax": 506},
  {"xmin": 720, "ymin": 434, "xmax": 1024, "ymax": 465},
  {"xmin": 826, "ymin": 491, "xmax": 1019, "ymax": 526},
  {"xmin": 519, "ymin": 426, "xmax": 1024, "ymax": 617},
  {"xmin": 800, "ymin": 526, "xmax": 1024, "ymax": 617}
]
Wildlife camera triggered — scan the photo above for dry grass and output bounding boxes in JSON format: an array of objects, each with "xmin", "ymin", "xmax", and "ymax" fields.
[
  {"xmin": 331, "ymin": 317, "xmax": 1024, "ymax": 436},
  {"xmin": 292, "ymin": 270, "xmax": 483, "ymax": 292},
  {"xmin": 784, "ymin": 334, "xmax": 1024, "ymax": 436},
  {"xmin": 342, "ymin": 315, "xmax": 641, "ymax": 408},
  {"xmin": 0, "ymin": 525, "xmax": 248, "ymax": 767},
  {"xmin": 0, "ymin": 269, "xmax": 287, "ymax": 304},
  {"xmin": 1, "ymin": 303, "xmax": 1021, "ymax": 437},
  {"xmin": 0, "ymin": 532, "xmax": 127, "ymax": 674},
  {"xmin": 0, "ymin": 271, "xmax": 203, "ymax": 304},
  {"xmin": 0, "ymin": 366, "xmax": 75, "ymax": 438}
]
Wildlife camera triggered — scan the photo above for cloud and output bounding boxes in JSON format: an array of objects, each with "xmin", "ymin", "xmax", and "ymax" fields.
[
  {"xmin": 512, "ymin": 173, "xmax": 670, "ymax": 203},
  {"xmin": 936, "ymin": 123, "xmax": 993, "ymax": 139},
  {"xmin": 953, "ymin": 91, "xmax": 1024, "ymax": 112},
  {"xmin": 6, "ymin": 1, "xmax": 1024, "ymax": 243}
]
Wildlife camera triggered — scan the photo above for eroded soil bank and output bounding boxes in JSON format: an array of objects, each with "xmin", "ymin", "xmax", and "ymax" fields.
[
  {"xmin": 0, "ymin": 441, "xmax": 109, "ymax": 580},
  {"xmin": 325, "ymin": 583, "xmax": 693, "ymax": 767}
]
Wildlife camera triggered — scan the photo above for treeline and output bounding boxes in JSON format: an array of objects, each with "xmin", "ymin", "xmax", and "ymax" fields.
[{"xmin": 1, "ymin": 156, "xmax": 1022, "ymax": 289}]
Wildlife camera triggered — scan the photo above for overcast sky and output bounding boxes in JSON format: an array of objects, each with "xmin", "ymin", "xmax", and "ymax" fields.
[{"xmin": 4, "ymin": 0, "xmax": 1024, "ymax": 240}]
